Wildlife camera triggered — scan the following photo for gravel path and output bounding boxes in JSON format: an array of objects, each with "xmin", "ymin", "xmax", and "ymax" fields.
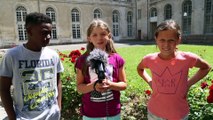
[{"xmin": 0, "ymin": 99, "xmax": 7, "ymax": 120}]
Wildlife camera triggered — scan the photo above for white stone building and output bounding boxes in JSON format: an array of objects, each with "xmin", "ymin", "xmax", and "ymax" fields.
[
  {"xmin": 137, "ymin": 0, "xmax": 213, "ymax": 44},
  {"xmin": 0, "ymin": 0, "xmax": 212, "ymax": 48}
]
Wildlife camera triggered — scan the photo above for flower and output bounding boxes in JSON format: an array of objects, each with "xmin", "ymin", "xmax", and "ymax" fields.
[
  {"xmin": 207, "ymin": 84, "xmax": 213, "ymax": 103},
  {"xmin": 67, "ymin": 50, "xmax": 82, "ymax": 63},
  {"xmin": 71, "ymin": 57, "xmax": 76, "ymax": 63},
  {"xmin": 201, "ymin": 81, "xmax": 208, "ymax": 89},
  {"xmin": 207, "ymin": 94, "xmax": 213, "ymax": 103},
  {"xmin": 209, "ymin": 84, "xmax": 213, "ymax": 91},
  {"xmin": 69, "ymin": 50, "xmax": 81, "ymax": 58},
  {"xmin": 145, "ymin": 90, "xmax": 151, "ymax": 96},
  {"xmin": 81, "ymin": 47, "xmax": 85, "ymax": 51},
  {"xmin": 61, "ymin": 58, "xmax": 65, "ymax": 61}
]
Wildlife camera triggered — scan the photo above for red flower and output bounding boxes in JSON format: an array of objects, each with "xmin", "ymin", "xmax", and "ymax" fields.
[
  {"xmin": 207, "ymin": 94, "xmax": 213, "ymax": 103},
  {"xmin": 209, "ymin": 84, "xmax": 213, "ymax": 91},
  {"xmin": 201, "ymin": 82, "xmax": 208, "ymax": 89},
  {"xmin": 61, "ymin": 58, "xmax": 64, "ymax": 61},
  {"xmin": 81, "ymin": 47, "xmax": 85, "ymax": 51},
  {"xmin": 69, "ymin": 50, "xmax": 81, "ymax": 58},
  {"xmin": 145, "ymin": 90, "xmax": 151, "ymax": 96},
  {"xmin": 71, "ymin": 57, "xmax": 76, "ymax": 63},
  {"xmin": 210, "ymin": 90, "xmax": 213, "ymax": 95},
  {"xmin": 207, "ymin": 82, "xmax": 213, "ymax": 103}
]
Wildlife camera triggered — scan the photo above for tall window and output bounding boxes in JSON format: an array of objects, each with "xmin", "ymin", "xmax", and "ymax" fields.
[
  {"xmin": 138, "ymin": 9, "xmax": 142, "ymax": 19},
  {"xmin": 127, "ymin": 11, "xmax": 133, "ymax": 37},
  {"xmin": 150, "ymin": 8, "xmax": 157, "ymax": 17},
  {"xmin": 71, "ymin": 9, "xmax": 81, "ymax": 39},
  {"xmin": 46, "ymin": 7, "xmax": 57, "ymax": 39},
  {"xmin": 16, "ymin": 6, "xmax": 27, "ymax": 41},
  {"xmin": 112, "ymin": 10, "xmax": 120, "ymax": 37},
  {"xmin": 182, "ymin": 0, "xmax": 192, "ymax": 34},
  {"xmin": 164, "ymin": 4, "xmax": 172, "ymax": 20},
  {"xmin": 204, "ymin": 0, "xmax": 213, "ymax": 34},
  {"xmin": 94, "ymin": 9, "xmax": 102, "ymax": 19}
]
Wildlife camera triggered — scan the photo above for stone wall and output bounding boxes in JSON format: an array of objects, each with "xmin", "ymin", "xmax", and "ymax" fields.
[{"xmin": 182, "ymin": 35, "xmax": 213, "ymax": 45}]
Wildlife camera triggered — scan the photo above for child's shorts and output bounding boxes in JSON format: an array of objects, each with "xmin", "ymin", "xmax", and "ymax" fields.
[
  {"xmin": 83, "ymin": 113, "xmax": 120, "ymax": 120},
  {"xmin": 147, "ymin": 110, "xmax": 188, "ymax": 120}
]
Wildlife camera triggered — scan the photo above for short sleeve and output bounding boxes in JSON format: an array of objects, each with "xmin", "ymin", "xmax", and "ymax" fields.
[
  {"xmin": 116, "ymin": 54, "xmax": 125, "ymax": 68},
  {"xmin": 186, "ymin": 52, "xmax": 199, "ymax": 68},
  {"xmin": 0, "ymin": 52, "xmax": 13, "ymax": 77},
  {"xmin": 75, "ymin": 55, "xmax": 86, "ymax": 70},
  {"xmin": 141, "ymin": 54, "xmax": 152, "ymax": 68},
  {"xmin": 142, "ymin": 57, "xmax": 148, "ymax": 68},
  {"xmin": 57, "ymin": 59, "xmax": 64, "ymax": 73}
]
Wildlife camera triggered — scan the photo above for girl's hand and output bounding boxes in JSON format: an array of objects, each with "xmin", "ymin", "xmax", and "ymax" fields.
[
  {"xmin": 102, "ymin": 79, "xmax": 112, "ymax": 89},
  {"xmin": 94, "ymin": 79, "xmax": 110, "ymax": 92}
]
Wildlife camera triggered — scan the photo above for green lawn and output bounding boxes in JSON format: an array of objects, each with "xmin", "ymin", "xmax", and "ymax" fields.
[{"xmin": 116, "ymin": 44, "xmax": 213, "ymax": 96}]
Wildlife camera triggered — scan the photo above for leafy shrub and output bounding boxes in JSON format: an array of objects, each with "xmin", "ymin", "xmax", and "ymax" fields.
[
  {"xmin": 188, "ymin": 70, "xmax": 213, "ymax": 120},
  {"xmin": 58, "ymin": 46, "xmax": 213, "ymax": 119},
  {"xmin": 58, "ymin": 49, "xmax": 84, "ymax": 120},
  {"xmin": 121, "ymin": 91, "xmax": 150, "ymax": 120}
]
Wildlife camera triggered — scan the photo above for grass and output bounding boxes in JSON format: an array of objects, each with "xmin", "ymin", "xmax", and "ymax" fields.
[{"xmin": 116, "ymin": 44, "xmax": 213, "ymax": 96}]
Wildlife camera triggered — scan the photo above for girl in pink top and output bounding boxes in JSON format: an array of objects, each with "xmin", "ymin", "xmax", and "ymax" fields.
[
  {"xmin": 75, "ymin": 19, "xmax": 127, "ymax": 120},
  {"xmin": 137, "ymin": 20, "xmax": 211, "ymax": 120}
]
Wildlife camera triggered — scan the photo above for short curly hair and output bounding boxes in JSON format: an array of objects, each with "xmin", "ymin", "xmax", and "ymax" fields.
[{"xmin": 25, "ymin": 12, "xmax": 52, "ymax": 28}]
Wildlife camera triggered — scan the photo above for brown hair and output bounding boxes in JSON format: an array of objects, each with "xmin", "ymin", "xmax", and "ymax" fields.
[
  {"xmin": 81, "ymin": 19, "xmax": 117, "ymax": 75},
  {"xmin": 85, "ymin": 19, "xmax": 117, "ymax": 54},
  {"xmin": 155, "ymin": 19, "xmax": 181, "ymax": 39}
]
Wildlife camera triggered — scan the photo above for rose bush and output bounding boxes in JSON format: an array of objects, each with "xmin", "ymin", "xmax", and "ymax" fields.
[
  {"xmin": 188, "ymin": 70, "xmax": 213, "ymax": 120},
  {"xmin": 58, "ymin": 48, "xmax": 85, "ymax": 120}
]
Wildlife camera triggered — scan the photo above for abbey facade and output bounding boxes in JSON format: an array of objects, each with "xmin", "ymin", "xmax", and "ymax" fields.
[{"xmin": 0, "ymin": 0, "xmax": 212, "ymax": 47}]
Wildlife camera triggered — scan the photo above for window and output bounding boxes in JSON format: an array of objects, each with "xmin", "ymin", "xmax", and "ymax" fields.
[
  {"xmin": 112, "ymin": 10, "xmax": 120, "ymax": 37},
  {"xmin": 127, "ymin": 11, "xmax": 133, "ymax": 37},
  {"xmin": 46, "ymin": 7, "xmax": 56, "ymax": 22},
  {"xmin": 204, "ymin": 0, "xmax": 213, "ymax": 34},
  {"xmin": 164, "ymin": 4, "xmax": 172, "ymax": 20},
  {"xmin": 71, "ymin": 9, "xmax": 81, "ymax": 39},
  {"xmin": 52, "ymin": 24, "xmax": 57, "ymax": 39},
  {"xmin": 138, "ymin": 9, "xmax": 142, "ymax": 19},
  {"xmin": 150, "ymin": 8, "xmax": 157, "ymax": 17},
  {"xmin": 46, "ymin": 7, "xmax": 57, "ymax": 39},
  {"xmin": 16, "ymin": 6, "xmax": 27, "ymax": 41},
  {"xmin": 182, "ymin": 0, "xmax": 192, "ymax": 34},
  {"xmin": 94, "ymin": 9, "xmax": 102, "ymax": 19},
  {"xmin": 72, "ymin": 9, "xmax": 80, "ymax": 22}
]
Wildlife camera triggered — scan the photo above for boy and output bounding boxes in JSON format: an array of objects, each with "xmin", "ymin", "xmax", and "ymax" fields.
[{"xmin": 0, "ymin": 12, "xmax": 64, "ymax": 120}]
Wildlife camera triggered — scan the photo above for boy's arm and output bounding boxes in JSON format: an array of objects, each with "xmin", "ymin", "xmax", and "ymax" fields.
[
  {"xmin": 188, "ymin": 58, "xmax": 211, "ymax": 87},
  {"xmin": 0, "ymin": 76, "xmax": 16, "ymax": 120},
  {"xmin": 57, "ymin": 73, "xmax": 62, "ymax": 111},
  {"xmin": 137, "ymin": 60, "xmax": 152, "ymax": 88}
]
